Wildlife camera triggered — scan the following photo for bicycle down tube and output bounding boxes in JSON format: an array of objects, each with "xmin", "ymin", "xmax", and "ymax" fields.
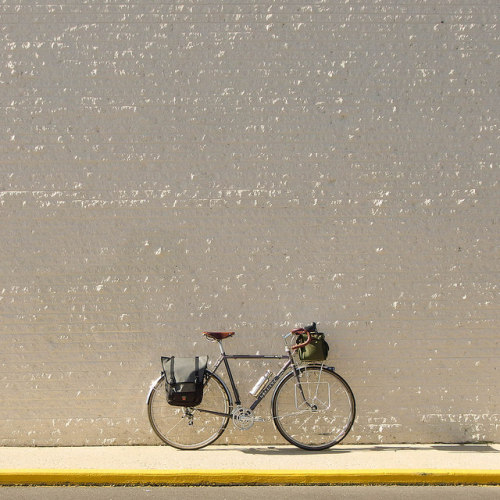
[{"xmin": 208, "ymin": 351, "xmax": 291, "ymax": 411}]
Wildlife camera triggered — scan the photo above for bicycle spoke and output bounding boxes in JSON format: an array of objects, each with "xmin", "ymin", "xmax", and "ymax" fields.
[{"xmin": 273, "ymin": 409, "xmax": 310, "ymax": 420}]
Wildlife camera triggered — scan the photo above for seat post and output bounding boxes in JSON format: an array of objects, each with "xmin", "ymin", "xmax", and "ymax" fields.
[{"xmin": 217, "ymin": 340, "xmax": 226, "ymax": 355}]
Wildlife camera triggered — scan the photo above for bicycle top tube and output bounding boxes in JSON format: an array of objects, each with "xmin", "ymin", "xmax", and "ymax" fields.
[
  {"xmin": 210, "ymin": 351, "xmax": 291, "ymax": 376},
  {"xmin": 224, "ymin": 354, "xmax": 288, "ymax": 359}
]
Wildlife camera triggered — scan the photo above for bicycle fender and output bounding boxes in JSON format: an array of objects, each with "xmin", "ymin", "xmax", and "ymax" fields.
[{"xmin": 146, "ymin": 375, "xmax": 163, "ymax": 405}]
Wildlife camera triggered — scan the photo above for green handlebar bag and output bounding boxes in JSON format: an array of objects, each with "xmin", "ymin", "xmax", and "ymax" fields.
[{"xmin": 297, "ymin": 332, "xmax": 329, "ymax": 362}]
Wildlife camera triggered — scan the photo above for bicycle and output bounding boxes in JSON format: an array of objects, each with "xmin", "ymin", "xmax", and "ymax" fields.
[{"xmin": 147, "ymin": 323, "xmax": 356, "ymax": 451}]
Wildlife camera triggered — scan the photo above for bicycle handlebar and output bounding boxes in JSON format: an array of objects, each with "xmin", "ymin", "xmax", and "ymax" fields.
[
  {"xmin": 291, "ymin": 330, "xmax": 311, "ymax": 351},
  {"xmin": 291, "ymin": 322, "xmax": 317, "ymax": 351}
]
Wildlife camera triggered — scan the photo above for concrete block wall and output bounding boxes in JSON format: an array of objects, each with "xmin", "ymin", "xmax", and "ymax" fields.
[{"xmin": 0, "ymin": 1, "xmax": 498, "ymax": 445}]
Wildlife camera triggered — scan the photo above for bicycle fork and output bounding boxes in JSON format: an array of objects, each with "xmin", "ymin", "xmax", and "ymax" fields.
[{"xmin": 292, "ymin": 363, "xmax": 328, "ymax": 411}]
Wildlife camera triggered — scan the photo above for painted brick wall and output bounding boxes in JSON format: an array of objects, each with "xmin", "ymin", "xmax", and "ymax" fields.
[{"xmin": 1, "ymin": 1, "xmax": 498, "ymax": 445}]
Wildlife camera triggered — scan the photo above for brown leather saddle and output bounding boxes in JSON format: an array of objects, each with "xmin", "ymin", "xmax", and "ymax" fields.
[{"xmin": 203, "ymin": 331, "xmax": 235, "ymax": 341}]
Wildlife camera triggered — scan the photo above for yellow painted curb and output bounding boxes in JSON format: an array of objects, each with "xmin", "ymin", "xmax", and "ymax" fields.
[{"xmin": 0, "ymin": 469, "xmax": 499, "ymax": 486}]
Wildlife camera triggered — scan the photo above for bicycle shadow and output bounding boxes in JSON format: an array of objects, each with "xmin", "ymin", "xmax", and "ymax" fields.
[
  {"xmin": 240, "ymin": 446, "xmax": 350, "ymax": 455},
  {"xmin": 239, "ymin": 444, "xmax": 499, "ymax": 455}
]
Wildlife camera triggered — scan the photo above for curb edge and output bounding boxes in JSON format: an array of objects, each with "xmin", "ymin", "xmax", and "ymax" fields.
[{"xmin": 0, "ymin": 469, "xmax": 499, "ymax": 486}]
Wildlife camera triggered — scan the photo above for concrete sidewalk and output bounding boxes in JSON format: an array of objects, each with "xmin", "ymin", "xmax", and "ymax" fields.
[{"xmin": 0, "ymin": 444, "xmax": 499, "ymax": 486}]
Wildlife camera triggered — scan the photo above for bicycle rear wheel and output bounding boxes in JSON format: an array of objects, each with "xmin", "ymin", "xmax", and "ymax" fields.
[
  {"xmin": 271, "ymin": 365, "xmax": 355, "ymax": 450},
  {"xmin": 147, "ymin": 370, "xmax": 232, "ymax": 450}
]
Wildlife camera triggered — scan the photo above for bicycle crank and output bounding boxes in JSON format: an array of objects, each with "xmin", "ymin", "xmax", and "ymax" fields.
[{"xmin": 232, "ymin": 406, "xmax": 256, "ymax": 430}]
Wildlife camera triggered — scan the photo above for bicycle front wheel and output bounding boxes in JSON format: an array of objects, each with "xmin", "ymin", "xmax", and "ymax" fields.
[
  {"xmin": 147, "ymin": 370, "xmax": 232, "ymax": 450},
  {"xmin": 272, "ymin": 365, "xmax": 355, "ymax": 451}
]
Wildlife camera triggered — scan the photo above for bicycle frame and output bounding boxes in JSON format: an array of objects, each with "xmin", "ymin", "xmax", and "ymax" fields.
[{"xmin": 206, "ymin": 337, "xmax": 303, "ymax": 413}]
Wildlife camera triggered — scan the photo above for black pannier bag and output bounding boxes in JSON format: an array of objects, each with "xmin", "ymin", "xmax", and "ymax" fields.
[{"xmin": 161, "ymin": 356, "xmax": 208, "ymax": 407}]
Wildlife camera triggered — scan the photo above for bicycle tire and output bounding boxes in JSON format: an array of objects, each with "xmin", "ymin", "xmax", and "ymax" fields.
[
  {"xmin": 147, "ymin": 369, "xmax": 232, "ymax": 450},
  {"xmin": 271, "ymin": 365, "xmax": 355, "ymax": 451}
]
